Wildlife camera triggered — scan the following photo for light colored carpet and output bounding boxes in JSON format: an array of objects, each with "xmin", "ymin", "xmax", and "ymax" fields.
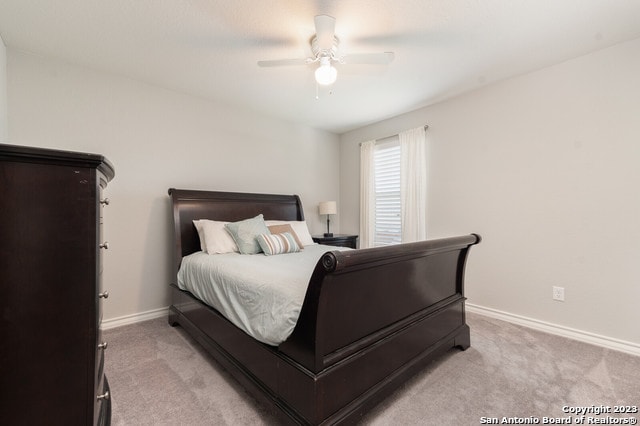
[{"xmin": 104, "ymin": 313, "xmax": 640, "ymax": 425}]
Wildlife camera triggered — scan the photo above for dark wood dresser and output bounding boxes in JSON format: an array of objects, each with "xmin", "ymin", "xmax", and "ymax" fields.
[{"xmin": 0, "ymin": 144, "xmax": 115, "ymax": 425}]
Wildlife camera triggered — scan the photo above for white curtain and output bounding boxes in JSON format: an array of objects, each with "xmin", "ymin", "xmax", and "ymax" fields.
[
  {"xmin": 359, "ymin": 140, "xmax": 376, "ymax": 248},
  {"xmin": 399, "ymin": 126, "xmax": 427, "ymax": 242}
]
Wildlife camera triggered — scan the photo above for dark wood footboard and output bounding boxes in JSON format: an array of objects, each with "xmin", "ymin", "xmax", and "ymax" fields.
[
  {"xmin": 167, "ymin": 188, "xmax": 480, "ymax": 425},
  {"xmin": 281, "ymin": 234, "xmax": 479, "ymax": 371},
  {"xmin": 277, "ymin": 234, "xmax": 480, "ymax": 423}
]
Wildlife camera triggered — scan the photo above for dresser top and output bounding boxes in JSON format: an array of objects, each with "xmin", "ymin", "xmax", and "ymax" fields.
[{"xmin": 0, "ymin": 143, "xmax": 115, "ymax": 181}]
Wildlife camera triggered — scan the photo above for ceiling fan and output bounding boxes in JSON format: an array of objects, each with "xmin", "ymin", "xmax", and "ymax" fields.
[{"xmin": 257, "ymin": 15, "xmax": 395, "ymax": 86}]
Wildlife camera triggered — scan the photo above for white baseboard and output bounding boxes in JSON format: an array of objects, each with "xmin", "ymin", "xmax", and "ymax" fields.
[
  {"xmin": 101, "ymin": 304, "xmax": 640, "ymax": 357},
  {"xmin": 102, "ymin": 306, "xmax": 170, "ymax": 330},
  {"xmin": 467, "ymin": 304, "xmax": 640, "ymax": 357}
]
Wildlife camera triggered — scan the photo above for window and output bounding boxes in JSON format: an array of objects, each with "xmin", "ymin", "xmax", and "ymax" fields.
[
  {"xmin": 360, "ymin": 126, "xmax": 427, "ymax": 248},
  {"xmin": 373, "ymin": 139, "xmax": 401, "ymax": 246}
]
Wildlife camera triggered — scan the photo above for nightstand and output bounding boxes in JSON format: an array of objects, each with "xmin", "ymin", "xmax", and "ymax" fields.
[{"xmin": 312, "ymin": 234, "xmax": 358, "ymax": 249}]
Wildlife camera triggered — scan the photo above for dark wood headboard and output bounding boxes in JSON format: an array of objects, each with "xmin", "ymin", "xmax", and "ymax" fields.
[{"xmin": 168, "ymin": 188, "xmax": 305, "ymax": 279}]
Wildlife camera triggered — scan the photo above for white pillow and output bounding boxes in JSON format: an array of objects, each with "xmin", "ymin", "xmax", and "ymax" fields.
[
  {"xmin": 192, "ymin": 220, "xmax": 208, "ymax": 252},
  {"xmin": 193, "ymin": 219, "xmax": 239, "ymax": 254},
  {"xmin": 265, "ymin": 220, "xmax": 314, "ymax": 246}
]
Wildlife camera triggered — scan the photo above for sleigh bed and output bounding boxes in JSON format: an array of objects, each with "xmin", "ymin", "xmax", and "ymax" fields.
[{"xmin": 167, "ymin": 188, "xmax": 480, "ymax": 425}]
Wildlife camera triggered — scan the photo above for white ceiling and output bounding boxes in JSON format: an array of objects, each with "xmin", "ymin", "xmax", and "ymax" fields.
[{"xmin": 1, "ymin": 1, "xmax": 640, "ymax": 134}]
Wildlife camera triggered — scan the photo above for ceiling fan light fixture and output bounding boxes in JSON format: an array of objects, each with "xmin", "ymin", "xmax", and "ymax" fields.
[
  {"xmin": 257, "ymin": 15, "xmax": 394, "ymax": 90},
  {"xmin": 315, "ymin": 60, "xmax": 337, "ymax": 85}
]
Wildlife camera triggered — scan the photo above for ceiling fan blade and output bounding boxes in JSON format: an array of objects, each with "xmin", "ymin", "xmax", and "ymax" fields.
[
  {"xmin": 314, "ymin": 15, "xmax": 336, "ymax": 51},
  {"xmin": 341, "ymin": 52, "xmax": 395, "ymax": 65},
  {"xmin": 257, "ymin": 58, "xmax": 309, "ymax": 67}
]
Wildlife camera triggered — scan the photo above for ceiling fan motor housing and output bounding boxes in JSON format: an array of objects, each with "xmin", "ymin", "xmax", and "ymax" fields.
[{"xmin": 310, "ymin": 34, "xmax": 340, "ymax": 60}]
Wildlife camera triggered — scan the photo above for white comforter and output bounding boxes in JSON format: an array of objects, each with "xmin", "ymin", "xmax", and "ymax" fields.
[{"xmin": 177, "ymin": 244, "xmax": 349, "ymax": 346}]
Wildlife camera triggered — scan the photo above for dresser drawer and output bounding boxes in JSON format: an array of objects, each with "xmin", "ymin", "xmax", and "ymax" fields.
[
  {"xmin": 95, "ymin": 332, "xmax": 107, "ymax": 386},
  {"xmin": 98, "ymin": 186, "xmax": 109, "ymax": 275},
  {"xmin": 95, "ymin": 374, "xmax": 111, "ymax": 426}
]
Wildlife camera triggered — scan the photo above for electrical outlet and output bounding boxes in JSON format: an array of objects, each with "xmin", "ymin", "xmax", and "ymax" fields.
[{"xmin": 552, "ymin": 286, "xmax": 565, "ymax": 302}]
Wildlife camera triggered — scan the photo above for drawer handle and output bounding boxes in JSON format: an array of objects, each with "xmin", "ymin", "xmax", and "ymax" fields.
[
  {"xmin": 99, "ymin": 242, "xmax": 109, "ymax": 249},
  {"xmin": 97, "ymin": 391, "xmax": 110, "ymax": 401},
  {"xmin": 98, "ymin": 291, "xmax": 109, "ymax": 299},
  {"xmin": 98, "ymin": 341, "xmax": 108, "ymax": 350},
  {"xmin": 100, "ymin": 198, "xmax": 110, "ymax": 206}
]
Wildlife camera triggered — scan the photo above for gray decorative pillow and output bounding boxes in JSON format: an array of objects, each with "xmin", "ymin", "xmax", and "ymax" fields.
[{"xmin": 224, "ymin": 214, "xmax": 270, "ymax": 254}]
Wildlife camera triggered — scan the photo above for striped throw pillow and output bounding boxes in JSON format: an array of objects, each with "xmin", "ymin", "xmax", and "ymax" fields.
[{"xmin": 256, "ymin": 232, "xmax": 300, "ymax": 256}]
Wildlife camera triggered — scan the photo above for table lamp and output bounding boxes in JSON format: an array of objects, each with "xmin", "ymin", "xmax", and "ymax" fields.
[{"xmin": 318, "ymin": 201, "xmax": 337, "ymax": 237}]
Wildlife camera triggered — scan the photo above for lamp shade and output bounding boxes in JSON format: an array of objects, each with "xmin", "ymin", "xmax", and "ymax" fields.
[{"xmin": 318, "ymin": 201, "xmax": 337, "ymax": 215}]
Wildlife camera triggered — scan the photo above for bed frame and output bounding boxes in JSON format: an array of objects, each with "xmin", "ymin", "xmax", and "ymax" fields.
[{"xmin": 168, "ymin": 188, "xmax": 480, "ymax": 425}]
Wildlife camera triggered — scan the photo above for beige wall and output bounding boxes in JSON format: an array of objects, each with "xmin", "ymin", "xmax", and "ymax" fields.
[
  {"xmin": 0, "ymin": 34, "xmax": 6, "ymax": 141},
  {"xmin": 7, "ymin": 35, "xmax": 640, "ymax": 347},
  {"xmin": 7, "ymin": 49, "xmax": 341, "ymax": 322},
  {"xmin": 340, "ymin": 37, "xmax": 640, "ymax": 346}
]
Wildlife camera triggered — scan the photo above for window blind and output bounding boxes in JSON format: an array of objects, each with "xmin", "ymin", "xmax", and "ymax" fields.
[{"xmin": 373, "ymin": 141, "xmax": 401, "ymax": 246}]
